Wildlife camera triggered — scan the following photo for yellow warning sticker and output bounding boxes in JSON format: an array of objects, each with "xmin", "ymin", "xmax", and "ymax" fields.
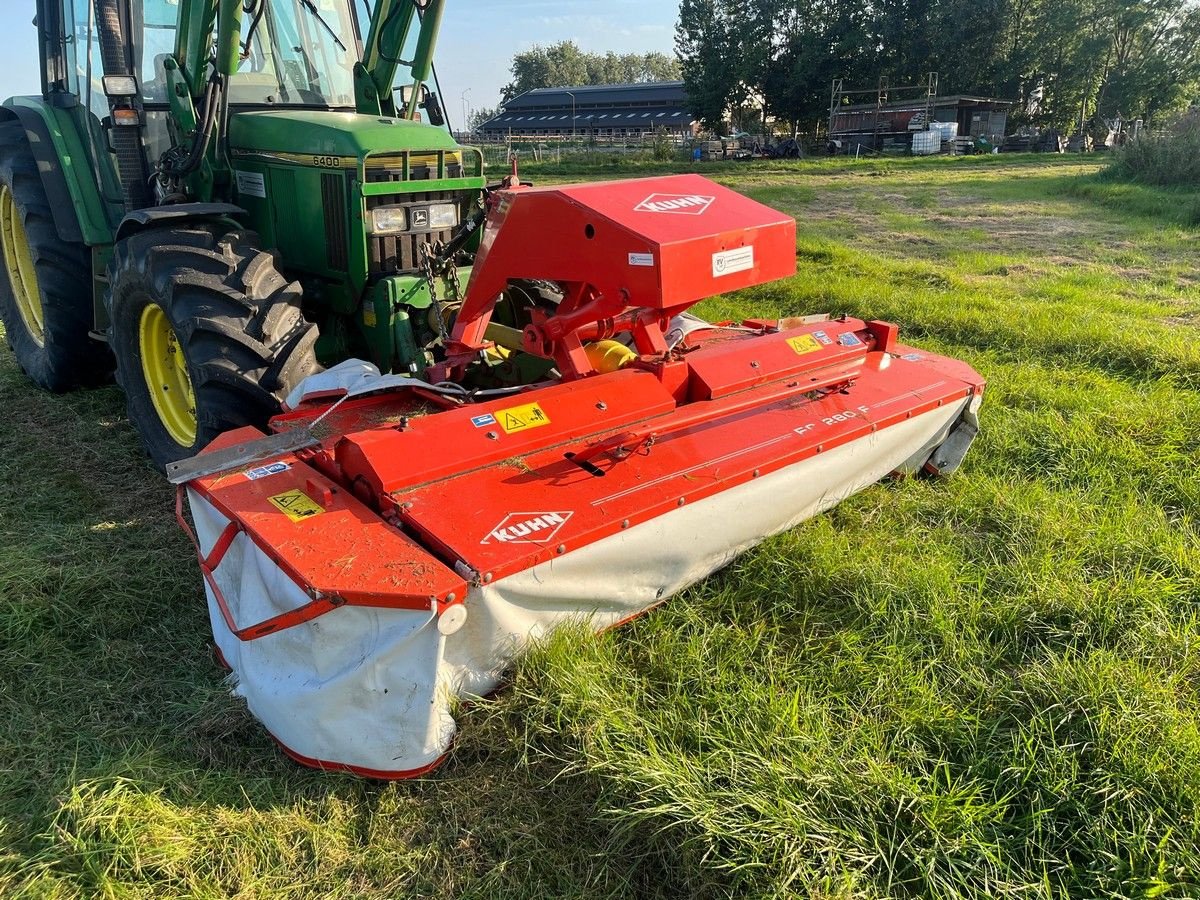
[
  {"xmin": 497, "ymin": 402, "xmax": 551, "ymax": 435},
  {"xmin": 268, "ymin": 489, "xmax": 325, "ymax": 523},
  {"xmin": 787, "ymin": 335, "xmax": 823, "ymax": 356}
]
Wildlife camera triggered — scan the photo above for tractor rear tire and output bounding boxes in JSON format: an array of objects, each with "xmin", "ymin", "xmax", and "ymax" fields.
[
  {"xmin": 0, "ymin": 120, "xmax": 110, "ymax": 391},
  {"xmin": 106, "ymin": 225, "xmax": 321, "ymax": 470}
]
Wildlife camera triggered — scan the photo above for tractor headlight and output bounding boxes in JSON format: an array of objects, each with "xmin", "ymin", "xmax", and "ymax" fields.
[
  {"xmin": 416, "ymin": 203, "xmax": 460, "ymax": 231},
  {"xmin": 369, "ymin": 203, "xmax": 459, "ymax": 235},
  {"xmin": 370, "ymin": 207, "xmax": 409, "ymax": 235},
  {"xmin": 103, "ymin": 75, "xmax": 139, "ymax": 97}
]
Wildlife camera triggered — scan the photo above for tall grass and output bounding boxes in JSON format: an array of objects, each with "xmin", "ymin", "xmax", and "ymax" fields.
[{"xmin": 1107, "ymin": 113, "xmax": 1200, "ymax": 186}]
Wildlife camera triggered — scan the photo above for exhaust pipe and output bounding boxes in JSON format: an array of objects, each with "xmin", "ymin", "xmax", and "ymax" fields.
[{"xmin": 94, "ymin": 0, "xmax": 152, "ymax": 211}]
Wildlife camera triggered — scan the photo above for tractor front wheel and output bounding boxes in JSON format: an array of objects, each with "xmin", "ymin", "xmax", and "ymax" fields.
[{"xmin": 106, "ymin": 225, "xmax": 321, "ymax": 470}]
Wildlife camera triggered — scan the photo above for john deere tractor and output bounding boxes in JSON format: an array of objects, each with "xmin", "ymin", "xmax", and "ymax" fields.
[{"xmin": 0, "ymin": 0, "xmax": 484, "ymax": 467}]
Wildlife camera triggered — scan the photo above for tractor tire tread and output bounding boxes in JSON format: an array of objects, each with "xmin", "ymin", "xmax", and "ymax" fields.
[{"xmin": 106, "ymin": 223, "xmax": 321, "ymax": 470}]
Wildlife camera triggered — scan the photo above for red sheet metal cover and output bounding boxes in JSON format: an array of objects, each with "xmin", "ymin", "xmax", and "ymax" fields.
[
  {"xmin": 685, "ymin": 319, "xmax": 872, "ymax": 400},
  {"xmin": 389, "ymin": 348, "xmax": 982, "ymax": 584},
  {"xmin": 191, "ymin": 436, "xmax": 467, "ymax": 610},
  {"xmin": 477, "ymin": 174, "xmax": 796, "ymax": 309},
  {"xmin": 334, "ymin": 370, "xmax": 679, "ymax": 497}
]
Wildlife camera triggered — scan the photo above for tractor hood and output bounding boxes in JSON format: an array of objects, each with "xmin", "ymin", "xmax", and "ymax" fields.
[{"xmin": 228, "ymin": 110, "xmax": 462, "ymax": 160}]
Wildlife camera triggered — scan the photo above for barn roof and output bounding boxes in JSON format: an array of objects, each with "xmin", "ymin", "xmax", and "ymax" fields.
[{"xmin": 502, "ymin": 81, "xmax": 687, "ymax": 110}]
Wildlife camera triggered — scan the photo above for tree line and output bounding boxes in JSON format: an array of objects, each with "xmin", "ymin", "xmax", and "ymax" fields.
[
  {"xmin": 675, "ymin": 0, "xmax": 1200, "ymax": 134},
  {"xmin": 501, "ymin": 41, "xmax": 681, "ymax": 102}
]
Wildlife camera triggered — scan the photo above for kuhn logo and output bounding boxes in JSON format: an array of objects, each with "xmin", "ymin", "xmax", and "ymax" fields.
[
  {"xmin": 483, "ymin": 512, "xmax": 574, "ymax": 545},
  {"xmin": 635, "ymin": 193, "xmax": 715, "ymax": 215}
]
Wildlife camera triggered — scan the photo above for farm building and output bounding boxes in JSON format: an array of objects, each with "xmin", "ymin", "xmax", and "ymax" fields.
[
  {"xmin": 477, "ymin": 82, "xmax": 700, "ymax": 139},
  {"xmin": 830, "ymin": 95, "xmax": 1011, "ymax": 150}
]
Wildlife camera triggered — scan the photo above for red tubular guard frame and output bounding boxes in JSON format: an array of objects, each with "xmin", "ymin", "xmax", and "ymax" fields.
[{"xmin": 175, "ymin": 488, "xmax": 352, "ymax": 642}]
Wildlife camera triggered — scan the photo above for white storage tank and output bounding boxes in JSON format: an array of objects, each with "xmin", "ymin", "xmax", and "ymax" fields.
[
  {"xmin": 931, "ymin": 121, "xmax": 960, "ymax": 141},
  {"xmin": 912, "ymin": 130, "xmax": 941, "ymax": 155}
]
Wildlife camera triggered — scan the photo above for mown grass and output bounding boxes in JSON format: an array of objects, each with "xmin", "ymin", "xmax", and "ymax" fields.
[{"xmin": 1, "ymin": 155, "xmax": 1198, "ymax": 898}]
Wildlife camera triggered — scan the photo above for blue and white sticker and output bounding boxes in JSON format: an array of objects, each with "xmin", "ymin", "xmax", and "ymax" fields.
[
  {"xmin": 471, "ymin": 413, "xmax": 498, "ymax": 429},
  {"xmin": 902, "ymin": 353, "xmax": 924, "ymax": 361},
  {"xmin": 813, "ymin": 330, "xmax": 834, "ymax": 346},
  {"xmin": 839, "ymin": 333, "xmax": 864, "ymax": 347},
  {"xmin": 245, "ymin": 461, "xmax": 291, "ymax": 481}
]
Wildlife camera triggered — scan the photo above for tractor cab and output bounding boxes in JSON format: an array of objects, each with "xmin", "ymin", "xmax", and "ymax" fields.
[
  {"xmin": 47, "ymin": 0, "xmax": 459, "ymax": 213},
  {"xmin": 54, "ymin": 1, "xmax": 363, "ymax": 197}
]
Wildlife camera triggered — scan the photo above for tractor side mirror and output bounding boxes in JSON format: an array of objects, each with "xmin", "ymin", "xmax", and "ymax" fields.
[
  {"xmin": 421, "ymin": 91, "xmax": 446, "ymax": 128},
  {"xmin": 395, "ymin": 84, "xmax": 445, "ymax": 127}
]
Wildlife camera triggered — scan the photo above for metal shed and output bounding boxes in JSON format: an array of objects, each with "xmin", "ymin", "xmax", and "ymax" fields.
[{"xmin": 831, "ymin": 95, "xmax": 1011, "ymax": 149}]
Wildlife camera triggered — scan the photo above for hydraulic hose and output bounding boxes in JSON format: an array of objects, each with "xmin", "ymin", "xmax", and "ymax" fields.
[{"xmin": 161, "ymin": 73, "xmax": 223, "ymax": 180}]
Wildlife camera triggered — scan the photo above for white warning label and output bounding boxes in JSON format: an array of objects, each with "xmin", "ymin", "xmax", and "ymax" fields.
[{"xmin": 712, "ymin": 246, "xmax": 754, "ymax": 278}]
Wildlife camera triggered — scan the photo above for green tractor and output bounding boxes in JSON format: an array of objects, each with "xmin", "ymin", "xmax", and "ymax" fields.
[{"xmin": 1, "ymin": 0, "xmax": 483, "ymax": 467}]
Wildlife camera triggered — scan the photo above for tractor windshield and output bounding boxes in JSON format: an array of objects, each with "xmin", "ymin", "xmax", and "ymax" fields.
[
  {"xmin": 135, "ymin": 0, "xmax": 360, "ymax": 109},
  {"xmin": 231, "ymin": 0, "xmax": 359, "ymax": 107}
]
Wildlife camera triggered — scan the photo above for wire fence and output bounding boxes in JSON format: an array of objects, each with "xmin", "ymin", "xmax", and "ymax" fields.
[
  {"xmin": 459, "ymin": 132, "xmax": 791, "ymax": 167},
  {"xmin": 462, "ymin": 133, "xmax": 687, "ymax": 167}
]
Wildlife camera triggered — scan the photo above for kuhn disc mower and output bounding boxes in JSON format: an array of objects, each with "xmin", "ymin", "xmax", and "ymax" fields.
[
  {"xmin": 1, "ymin": 0, "xmax": 983, "ymax": 777},
  {"xmin": 172, "ymin": 174, "xmax": 984, "ymax": 777}
]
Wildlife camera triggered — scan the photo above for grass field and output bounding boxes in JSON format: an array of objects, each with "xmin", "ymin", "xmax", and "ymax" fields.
[{"xmin": 1, "ymin": 155, "xmax": 1198, "ymax": 899}]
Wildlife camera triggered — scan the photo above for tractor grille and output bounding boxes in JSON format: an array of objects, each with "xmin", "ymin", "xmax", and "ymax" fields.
[
  {"xmin": 364, "ymin": 170, "xmax": 473, "ymax": 276},
  {"xmin": 321, "ymin": 173, "xmax": 349, "ymax": 271}
]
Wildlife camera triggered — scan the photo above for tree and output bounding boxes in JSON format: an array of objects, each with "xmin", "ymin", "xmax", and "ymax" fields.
[
  {"xmin": 468, "ymin": 106, "xmax": 498, "ymax": 132},
  {"xmin": 764, "ymin": 0, "xmax": 876, "ymax": 132},
  {"xmin": 1087, "ymin": 0, "xmax": 1200, "ymax": 124},
  {"xmin": 643, "ymin": 52, "xmax": 684, "ymax": 81},
  {"xmin": 676, "ymin": 0, "xmax": 743, "ymax": 130},
  {"xmin": 928, "ymin": 0, "xmax": 1011, "ymax": 95},
  {"xmin": 675, "ymin": 0, "xmax": 1200, "ymax": 137},
  {"xmin": 501, "ymin": 42, "xmax": 682, "ymax": 102}
]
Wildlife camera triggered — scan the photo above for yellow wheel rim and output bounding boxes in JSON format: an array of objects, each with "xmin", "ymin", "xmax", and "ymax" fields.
[
  {"xmin": 138, "ymin": 302, "xmax": 197, "ymax": 447},
  {"xmin": 0, "ymin": 183, "xmax": 44, "ymax": 346}
]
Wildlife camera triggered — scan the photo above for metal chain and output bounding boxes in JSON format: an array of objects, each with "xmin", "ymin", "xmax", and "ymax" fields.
[
  {"xmin": 420, "ymin": 242, "xmax": 450, "ymax": 345},
  {"xmin": 444, "ymin": 242, "xmax": 463, "ymax": 305}
]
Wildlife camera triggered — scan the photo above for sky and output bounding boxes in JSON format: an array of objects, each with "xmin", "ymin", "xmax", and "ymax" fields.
[{"xmin": 0, "ymin": 0, "xmax": 681, "ymax": 126}]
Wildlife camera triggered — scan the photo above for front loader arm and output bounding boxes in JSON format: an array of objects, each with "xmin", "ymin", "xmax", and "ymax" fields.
[
  {"xmin": 357, "ymin": 0, "xmax": 445, "ymax": 118},
  {"xmin": 161, "ymin": 0, "xmax": 242, "ymax": 203},
  {"xmin": 175, "ymin": 0, "xmax": 244, "ymax": 91},
  {"xmin": 173, "ymin": 0, "xmax": 217, "ymax": 98}
]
